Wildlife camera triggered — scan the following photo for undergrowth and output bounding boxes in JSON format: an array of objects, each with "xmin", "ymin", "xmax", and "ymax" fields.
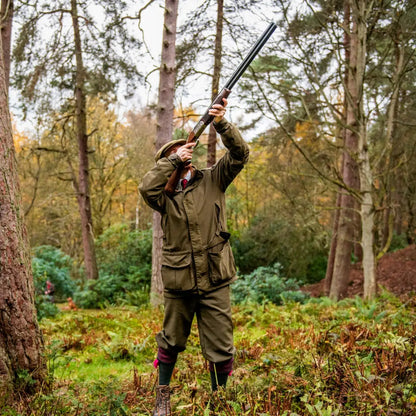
[{"xmin": 3, "ymin": 291, "xmax": 416, "ymax": 415}]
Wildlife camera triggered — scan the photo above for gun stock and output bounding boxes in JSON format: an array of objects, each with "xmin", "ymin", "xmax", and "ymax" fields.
[
  {"xmin": 164, "ymin": 162, "xmax": 184, "ymax": 196},
  {"xmin": 164, "ymin": 22, "xmax": 277, "ymax": 197}
]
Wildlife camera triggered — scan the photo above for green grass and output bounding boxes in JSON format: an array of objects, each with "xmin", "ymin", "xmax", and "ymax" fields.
[{"xmin": 3, "ymin": 292, "xmax": 416, "ymax": 415}]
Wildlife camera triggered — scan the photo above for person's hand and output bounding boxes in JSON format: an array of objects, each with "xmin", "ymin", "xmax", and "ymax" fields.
[
  {"xmin": 209, "ymin": 97, "xmax": 228, "ymax": 123},
  {"xmin": 176, "ymin": 142, "xmax": 196, "ymax": 162}
]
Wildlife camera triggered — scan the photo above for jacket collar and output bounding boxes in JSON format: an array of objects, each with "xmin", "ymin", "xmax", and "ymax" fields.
[
  {"xmin": 185, "ymin": 168, "xmax": 202, "ymax": 190},
  {"xmin": 177, "ymin": 168, "xmax": 203, "ymax": 194}
]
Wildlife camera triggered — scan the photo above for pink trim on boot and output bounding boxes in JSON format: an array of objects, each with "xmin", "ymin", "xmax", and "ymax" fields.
[{"xmin": 153, "ymin": 359, "xmax": 159, "ymax": 369}]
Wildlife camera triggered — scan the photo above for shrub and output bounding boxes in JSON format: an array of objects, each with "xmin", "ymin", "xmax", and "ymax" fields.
[
  {"xmin": 35, "ymin": 296, "xmax": 60, "ymax": 321},
  {"xmin": 74, "ymin": 224, "xmax": 152, "ymax": 308},
  {"xmin": 32, "ymin": 245, "xmax": 76, "ymax": 301},
  {"xmin": 74, "ymin": 278, "xmax": 150, "ymax": 309},
  {"xmin": 32, "ymin": 245, "xmax": 76, "ymax": 320},
  {"xmin": 388, "ymin": 233, "xmax": 409, "ymax": 252},
  {"xmin": 232, "ymin": 214, "xmax": 327, "ymax": 284},
  {"xmin": 95, "ymin": 224, "xmax": 152, "ymax": 286},
  {"xmin": 232, "ymin": 263, "xmax": 309, "ymax": 305},
  {"xmin": 73, "ymin": 291, "xmax": 98, "ymax": 309}
]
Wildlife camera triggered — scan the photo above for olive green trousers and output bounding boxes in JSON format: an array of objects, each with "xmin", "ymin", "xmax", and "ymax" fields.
[{"xmin": 156, "ymin": 285, "xmax": 235, "ymax": 364}]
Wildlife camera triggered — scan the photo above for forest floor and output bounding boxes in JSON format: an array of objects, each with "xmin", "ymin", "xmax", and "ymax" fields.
[
  {"xmin": 303, "ymin": 244, "xmax": 416, "ymax": 299},
  {"xmin": 4, "ymin": 295, "xmax": 416, "ymax": 415},
  {"xmin": 3, "ymin": 246, "xmax": 416, "ymax": 415}
]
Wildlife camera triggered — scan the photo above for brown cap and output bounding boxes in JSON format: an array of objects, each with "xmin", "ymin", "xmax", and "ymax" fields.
[{"xmin": 154, "ymin": 139, "xmax": 187, "ymax": 162}]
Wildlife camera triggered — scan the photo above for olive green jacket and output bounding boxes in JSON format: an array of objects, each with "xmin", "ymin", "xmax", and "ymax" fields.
[{"xmin": 139, "ymin": 118, "xmax": 249, "ymax": 294}]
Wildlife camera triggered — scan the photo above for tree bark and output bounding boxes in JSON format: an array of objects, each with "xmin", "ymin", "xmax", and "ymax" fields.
[
  {"xmin": 151, "ymin": 0, "xmax": 179, "ymax": 305},
  {"xmin": 207, "ymin": 0, "xmax": 224, "ymax": 168},
  {"xmin": 325, "ymin": 2, "xmax": 351, "ymax": 296},
  {"xmin": 0, "ymin": 1, "xmax": 46, "ymax": 398},
  {"xmin": 380, "ymin": 37, "xmax": 405, "ymax": 254},
  {"xmin": 324, "ymin": 191, "xmax": 341, "ymax": 295},
  {"xmin": 71, "ymin": 0, "xmax": 99, "ymax": 280},
  {"xmin": 353, "ymin": 0, "xmax": 376, "ymax": 299},
  {"xmin": 0, "ymin": 0, "xmax": 12, "ymax": 91},
  {"xmin": 329, "ymin": 1, "xmax": 360, "ymax": 300}
]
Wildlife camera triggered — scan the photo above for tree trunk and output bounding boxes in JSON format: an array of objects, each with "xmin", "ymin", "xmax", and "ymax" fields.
[
  {"xmin": 151, "ymin": 0, "xmax": 179, "ymax": 305},
  {"xmin": 0, "ymin": 0, "xmax": 12, "ymax": 90},
  {"xmin": 329, "ymin": 1, "xmax": 360, "ymax": 300},
  {"xmin": 0, "ymin": 2, "xmax": 46, "ymax": 398},
  {"xmin": 380, "ymin": 38, "xmax": 405, "ymax": 255},
  {"xmin": 207, "ymin": 0, "xmax": 224, "ymax": 168},
  {"xmin": 360, "ymin": 154, "xmax": 376, "ymax": 298},
  {"xmin": 71, "ymin": 0, "xmax": 99, "ymax": 280},
  {"xmin": 324, "ymin": 191, "xmax": 341, "ymax": 295},
  {"xmin": 325, "ymin": 3, "xmax": 350, "ymax": 295},
  {"xmin": 353, "ymin": 0, "xmax": 376, "ymax": 299}
]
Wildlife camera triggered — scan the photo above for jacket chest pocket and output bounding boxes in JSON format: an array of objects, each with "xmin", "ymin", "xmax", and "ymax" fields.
[
  {"xmin": 208, "ymin": 242, "xmax": 236, "ymax": 285},
  {"xmin": 161, "ymin": 252, "xmax": 195, "ymax": 292}
]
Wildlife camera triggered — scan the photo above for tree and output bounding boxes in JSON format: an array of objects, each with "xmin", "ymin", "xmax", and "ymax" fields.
[
  {"xmin": 235, "ymin": 0, "xmax": 416, "ymax": 300},
  {"xmin": 368, "ymin": 2, "xmax": 416, "ymax": 252},
  {"xmin": 151, "ymin": 0, "xmax": 179, "ymax": 304},
  {"xmin": 352, "ymin": 0, "xmax": 376, "ymax": 299},
  {"xmin": 13, "ymin": 0, "xmax": 141, "ymax": 280},
  {"xmin": 16, "ymin": 99, "xmax": 156, "ymax": 263},
  {"xmin": 206, "ymin": 0, "xmax": 223, "ymax": 167},
  {"xmin": 328, "ymin": 0, "xmax": 361, "ymax": 299},
  {"xmin": 175, "ymin": 0, "xmax": 264, "ymax": 147},
  {"xmin": 0, "ymin": 0, "xmax": 12, "ymax": 89},
  {"xmin": 329, "ymin": 0, "xmax": 416, "ymax": 299},
  {"xmin": 0, "ymin": 0, "xmax": 46, "ymax": 399},
  {"xmin": 123, "ymin": 109, "xmax": 156, "ymax": 230},
  {"xmin": 70, "ymin": 0, "xmax": 98, "ymax": 280}
]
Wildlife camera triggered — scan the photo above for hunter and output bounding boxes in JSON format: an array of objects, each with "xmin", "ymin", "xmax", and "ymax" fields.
[{"xmin": 139, "ymin": 98, "xmax": 249, "ymax": 415}]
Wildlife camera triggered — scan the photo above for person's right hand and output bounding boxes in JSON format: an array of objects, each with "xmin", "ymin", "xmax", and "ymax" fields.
[{"xmin": 176, "ymin": 142, "xmax": 196, "ymax": 162}]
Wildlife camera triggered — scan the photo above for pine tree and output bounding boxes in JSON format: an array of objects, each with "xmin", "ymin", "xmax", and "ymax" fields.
[{"xmin": 0, "ymin": 0, "xmax": 46, "ymax": 400}]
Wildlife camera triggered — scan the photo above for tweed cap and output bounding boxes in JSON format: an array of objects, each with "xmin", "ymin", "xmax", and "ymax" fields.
[{"xmin": 154, "ymin": 139, "xmax": 187, "ymax": 162}]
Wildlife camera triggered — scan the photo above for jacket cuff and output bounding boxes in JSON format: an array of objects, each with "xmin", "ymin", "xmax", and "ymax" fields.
[
  {"xmin": 167, "ymin": 153, "xmax": 183, "ymax": 168},
  {"xmin": 213, "ymin": 118, "xmax": 230, "ymax": 134}
]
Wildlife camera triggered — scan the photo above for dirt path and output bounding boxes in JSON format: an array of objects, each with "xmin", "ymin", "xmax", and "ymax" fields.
[{"xmin": 303, "ymin": 245, "xmax": 416, "ymax": 299}]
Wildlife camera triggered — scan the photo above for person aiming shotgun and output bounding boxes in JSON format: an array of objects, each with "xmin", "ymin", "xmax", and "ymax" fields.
[{"xmin": 139, "ymin": 23, "xmax": 276, "ymax": 416}]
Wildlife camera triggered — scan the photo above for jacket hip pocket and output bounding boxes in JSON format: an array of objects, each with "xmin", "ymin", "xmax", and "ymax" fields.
[
  {"xmin": 208, "ymin": 243, "xmax": 236, "ymax": 285},
  {"xmin": 161, "ymin": 252, "xmax": 195, "ymax": 292}
]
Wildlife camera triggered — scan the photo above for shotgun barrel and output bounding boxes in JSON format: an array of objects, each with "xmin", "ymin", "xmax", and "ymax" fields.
[
  {"xmin": 224, "ymin": 22, "xmax": 277, "ymax": 90},
  {"xmin": 194, "ymin": 22, "xmax": 278, "ymax": 136}
]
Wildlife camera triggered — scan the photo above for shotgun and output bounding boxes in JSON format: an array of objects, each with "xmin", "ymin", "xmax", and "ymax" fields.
[{"xmin": 164, "ymin": 22, "xmax": 277, "ymax": 196}]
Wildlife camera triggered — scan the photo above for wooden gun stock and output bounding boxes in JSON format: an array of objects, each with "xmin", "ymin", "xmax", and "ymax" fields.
[{"xmin": 164, "ymin": 161, "xmax": 185, "ymax": 196}]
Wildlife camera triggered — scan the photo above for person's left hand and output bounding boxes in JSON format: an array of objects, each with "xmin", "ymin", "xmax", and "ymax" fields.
[{"xmin": 209, "ymin": 97, "xmax": 228, "ymax": 123}]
